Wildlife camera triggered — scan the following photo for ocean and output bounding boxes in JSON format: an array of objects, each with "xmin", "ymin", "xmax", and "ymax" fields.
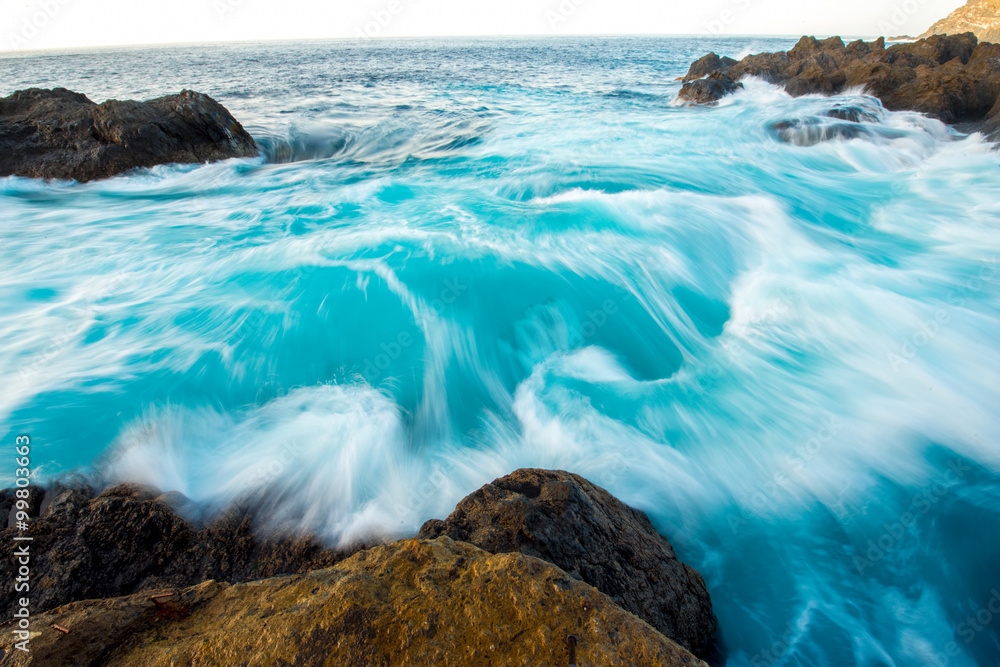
[{"xmin": 2, "ymin": 36, "xmax": 1000, "ymax": 666}]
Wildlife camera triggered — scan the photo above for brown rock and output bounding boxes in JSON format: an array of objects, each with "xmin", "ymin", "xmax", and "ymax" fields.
[
  {"xmin": 418, "ymin": 468, "xmax": 717, "ymax": 658},
  {"xmin": 0, "ymin": 538, "xmax": 708, "ymax": 667},
  {"xmin": 921, "ymin": 0, "xmax": 1000, "ymax": 44},
  {"xmin": 0, "ymin": 88, "xmax": 258, "ymax": 182},
  {"xmin": 677, "ymin": 32, "xmax": 1000, "ymax": 131},
  {"xmin": 677, "ymin": 71, "xmax": 744, "ymax": 105},
  {"xmin": 683, "ymin": 52, "xmax": 739, "ymax": 82}
]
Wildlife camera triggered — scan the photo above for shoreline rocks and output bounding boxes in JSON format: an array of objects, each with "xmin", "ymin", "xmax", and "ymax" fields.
[
  {"xmin": 0, "ymin": 481, "xmax": 368, "ymax": 621},
  {"xmin": 0, "ymin": 88, "xmax": 258, "ymax": 182},
  {"xmin": 678, "ymin": 33, "xmax": 1000, "ymax": 138},
  {"xmin": 0, "ymin": 538, "xmax": 708, "ymax": 667},
  {"xmin": 0, "ymin": 470, "xmax": 718, "ymax": 664}
]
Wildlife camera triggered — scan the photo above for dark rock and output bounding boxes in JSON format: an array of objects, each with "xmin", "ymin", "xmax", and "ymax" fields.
[
  {"xmin": 418, "ymin": 468, "xmax": 717, "ymax": 658},
  {"xmin": 0, "ymin": 87, "xmax": 259, "ymax": 182},
  {"xmin": 677, "ymin": 32, "xmax": 1000, "ymax": 129},
  {"xmin": 683, "ymin": 52, "xmax": 739, "ymax": 82},
  {"xmin": 677, "ymin": 71, "xmax": 744, "ymax": 105},
  {"xmin": 2, "ymin": 485, "xmax": 45, "ymax": 529},
  {"xmin": 767, "ymin": 118, "xmax": 871, "ymax": 146},
  {"xmin": 824, "ymin": 104, "xmax": 882, "ymax": 123},
  {"xmin": 0, "ymin": 482, "xmax": 366, "ymax": 620}
]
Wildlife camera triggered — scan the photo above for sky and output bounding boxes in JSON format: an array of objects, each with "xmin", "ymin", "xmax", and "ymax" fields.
[{"xmin": 1, "ymin": 0, "xmax": 967, "ymax": 52}]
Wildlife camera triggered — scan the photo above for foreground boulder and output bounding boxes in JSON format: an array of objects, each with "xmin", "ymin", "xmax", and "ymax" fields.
[
  {"xmin": 678, "ymin": 33, "xmax": 1000, "ymax": 133},
  {"xmin": 0, "ymin": 482, "xmax": 365, "ymax": 621},
  {"xmin": 0, "ymin": 537, "xmax": 708, "ymax": 667},
  {"xmin": 419, "ymin": 468, "xmax": 717, "ymax": 658},
  {"xmin": 1, "ymin": 469, "xmax": 718, "ymax": 660},
  {"xmin": 0, "ymin": 87, "xmax": 258, "ymax": 181}
]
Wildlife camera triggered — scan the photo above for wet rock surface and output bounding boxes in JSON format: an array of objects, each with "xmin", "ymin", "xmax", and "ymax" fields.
[
  {"xmin": 1, "ymin": 470, "xmax": 719, "ymax": 663},
  {"xmin": 419, "ymin": 468, "xmax": 718, "ymax": 658},
  {"xmin": 0, "ymin": 482, "xmax": 366, "ymax": 621},
  {"xmin": 0, "ymin": 538, "xmax": 708, "ymax": 667},
  {"xmin": 678, "ymin": 33, "xmax": 1000, "ymax": 136},
  {"xmin": 677, "ymin": 71, "xmax": 745, "ymax": 105},
  {"xmin": 0, "ymin": 88, "xmax": 258, "ymax": 181}
]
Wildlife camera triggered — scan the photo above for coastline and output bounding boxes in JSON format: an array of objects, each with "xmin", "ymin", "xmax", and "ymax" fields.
[
  {"xmin": 0, "ymin": 469, "xmax": 717, "ymax": 665},
  {"xmin": 679, "ymin": 32, "xmax": 1000, "ymax": 142}
]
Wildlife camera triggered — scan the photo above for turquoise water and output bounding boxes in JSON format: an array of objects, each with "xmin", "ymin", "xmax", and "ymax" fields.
[{"xmin": 2, "ymin": 37, "xmax": 1000, "ymax": 665}]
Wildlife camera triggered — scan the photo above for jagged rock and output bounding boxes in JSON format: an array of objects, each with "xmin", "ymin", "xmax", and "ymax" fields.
[
  {"xmin": 0, "ymin": 88, "xmax": 258, "ymax": 181},
  {"xmin": 677, "ymin": 71, "xmax": 744, "ymax": 105},
  {"xmin": 683, "ymin": 52, "xmax": 739, "ymax": 82},
  {"xmin": 922, "ymin": 0, "xmax": 1000, "ymax": 44},
  {"xmin": 678, "ymin": 33, "xmax": 1000, "ymax": 130},
  {"xmin": 0, "ymin": 538, "xmax": 708, "ymax": 667},
  {"xmin": 418, "ymin": 468, "xmax": 717, "ymax": 658},
  {"xmin": 0, "ymin": 483, "xmax": 365, "ymax": 620}
]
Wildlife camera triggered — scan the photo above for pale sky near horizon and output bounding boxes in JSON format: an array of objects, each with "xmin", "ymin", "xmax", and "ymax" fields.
[{"xmin": 0, "ymin": 0, "xmax": 967, "ymax": 52}]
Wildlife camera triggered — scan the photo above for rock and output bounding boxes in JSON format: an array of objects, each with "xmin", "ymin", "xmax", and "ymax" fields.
[
  {"xmin": 0, "ymin": 483, "xmax": 365, "ymax": 620},
  {"xmin": 683, "ymin": 52, "xmax": 739, "ymax": 82},
  {"xmin": 1, "ymin": 485, "xmax": 45, "ymax": 529},
  {"xmin": 767, "ymin": 118, "xmax": 871, "ymax": 146},
  {"xmin": 921, "ymin": 0, "xmax": 1000, "ymax": 44},
  {"xmin": 0, "ymin": 538, "xmax": 708, "ymax": 667},
  {"xmin": 824, "ymin": 104, "xmax": 882, "ymax": 123},
  {"xmin": 418, "ymin": 468, "xmax": 717, "ymax": 658},
  {"xmin": 0, "ymin": 88, "xmax": 258, "ymax": 181},
  {"xmin": 677, "ymin": 33, "xmax": 1000, "ymax": 129},
  {"xmin": 677, "ymin": 71, "xmax": 744, "ymax": 105}
]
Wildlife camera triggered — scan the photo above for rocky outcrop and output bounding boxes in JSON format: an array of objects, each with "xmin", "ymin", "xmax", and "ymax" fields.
[
  {"xmin": 677, "ymin": 71, "xmax": 745, "ymax": 105},
  {"xmin": 1, "ymin": 470, "xmax": 718, "ymax": 663},
  {"xmin": 678, "ymin": 33, "xmax": 1000, "ymax": 134},
  {"xmin": 922, "ymin": 0, "xmax": 1000, "ymax": 43},
  {"xmin": 0, "ymin": 538, "xmax": 707, "ymax": 667},
  {"xmin": 683, "ymin": 52, "xmax": 739, "ymax": 82},
  {"xmin": 419, "ymin": 468, "xmax": 717, "ymax": 658},
  {"xmin": 0, "ymin": 481, "xmax": 367, "ymax": 621},
  {"xmin": 0, "ymin": 88, "xmax": 258, "ymax": 181}
]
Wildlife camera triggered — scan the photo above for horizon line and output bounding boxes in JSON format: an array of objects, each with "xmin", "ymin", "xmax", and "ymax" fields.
[{"xmin": 0, "ymin": 31, "xmax": 913, "ymax": 57}]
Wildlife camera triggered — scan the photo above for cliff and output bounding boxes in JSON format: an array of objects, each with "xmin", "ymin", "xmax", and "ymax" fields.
[{"xmin": 922, "ymin": 0, "xmax": 1000, "ymax": 43}]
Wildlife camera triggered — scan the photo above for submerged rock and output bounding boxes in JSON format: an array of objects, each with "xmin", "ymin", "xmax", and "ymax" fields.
[
  {"xmin": 0, "ymin": 87, "xmax": 258, "ymax": 181},
  {"xmin": 0, "ymin": 538, "xmax": 707, "ymax": 667},
  {"xmin": 678, "ymin": 33, "xmax": 1000, "ymax": 134},
  {"xmin": 766, "ymin": 118, "xmax": 891, "ymax": 145},
  {"xmin": 419, "ymin": 468, "xmax": 718, "ymax": 658}
]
